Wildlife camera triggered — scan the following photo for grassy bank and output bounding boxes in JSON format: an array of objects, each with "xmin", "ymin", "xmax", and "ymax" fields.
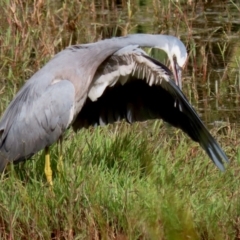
[
  {"xmin": 0, "ymin": 122, "xmax": 238, "ymax": 239},
  {"xmin": 0, "ymin": 0, "xmax": 240, "ymax": 239}
]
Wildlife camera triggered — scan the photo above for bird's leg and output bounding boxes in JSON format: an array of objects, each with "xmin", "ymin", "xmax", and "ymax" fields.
[
  {"xmin": 57, "ymin": 136, "xmax": 63, "ymax": 174},
  {"xmin": 44, "ymin": 146, "xmax": 53, "ymax": 186}
]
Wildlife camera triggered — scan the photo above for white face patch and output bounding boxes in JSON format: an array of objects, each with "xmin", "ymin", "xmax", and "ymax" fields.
[{"xmin": 171, "ymin": 43, "xmax": 188, "ymax": 67}]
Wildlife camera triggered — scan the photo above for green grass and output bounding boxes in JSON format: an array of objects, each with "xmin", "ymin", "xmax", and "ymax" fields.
[
  {"xmin": 0, "ymin": 0, "xmax": 240, "ymax": 239},
  {"xmin": 0, "ymin": 122, "xmax": 238, "ymax": 239}
]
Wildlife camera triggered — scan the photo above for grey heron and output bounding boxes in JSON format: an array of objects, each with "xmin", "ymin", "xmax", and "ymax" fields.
[{"xmin": 0, "ymin": 34, "xmax": 228, "ymax": 185}]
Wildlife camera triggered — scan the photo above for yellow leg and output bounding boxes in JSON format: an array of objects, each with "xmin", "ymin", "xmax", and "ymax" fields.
[
  {"xmin": 57, "ymin": 136, "xmax": 63, "ymax": 173},
  {"xmin": 44, "ymin": 147, "xmax": 53, "ymax": 186}
]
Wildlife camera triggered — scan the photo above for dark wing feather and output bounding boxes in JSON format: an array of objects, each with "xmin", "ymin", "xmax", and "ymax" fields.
[{"xmin": 73, "ymin": 52, "xmax": 228, "ymax": 171}]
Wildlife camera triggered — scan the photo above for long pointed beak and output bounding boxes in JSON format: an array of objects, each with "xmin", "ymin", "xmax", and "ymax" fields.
[{"xmin": 172, "ymin": 61, "xmax": 182, "ymax": 90}]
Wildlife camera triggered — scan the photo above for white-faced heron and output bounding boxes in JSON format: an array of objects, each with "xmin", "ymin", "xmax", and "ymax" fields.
[{"xmin": 0, "ymin": 34, "xmax": 228, "ymax": 185}]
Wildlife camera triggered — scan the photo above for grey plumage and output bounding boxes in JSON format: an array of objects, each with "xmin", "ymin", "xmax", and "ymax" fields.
[
  {"xmin": 0, "ymin": 34, "xmax": 228, "ymax": 175},
  {"xmin": 0, "ymin": 80, "xmax": 75, "ymax": 169}
]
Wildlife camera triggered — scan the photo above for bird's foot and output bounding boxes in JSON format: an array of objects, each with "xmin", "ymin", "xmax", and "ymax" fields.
[
  {"xmin": 44, "ymin": 147, "xmax": 53, "ymax": 186},
  {"xmin": 44, "ymin": 167, "xmax": 53, "ymax": 186}
]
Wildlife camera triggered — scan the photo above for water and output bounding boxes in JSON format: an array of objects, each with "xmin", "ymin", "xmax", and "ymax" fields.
[
  {"xmin": 88, "ymin": 0, "xmax": 240, "ymax": 125},
  {"xmin": 1, "ymin": 0, "xmax": 240, "ymax": 126},
  {"xmin": 179, "ymin": 0, "xmax": 240, "ymax": 125}
]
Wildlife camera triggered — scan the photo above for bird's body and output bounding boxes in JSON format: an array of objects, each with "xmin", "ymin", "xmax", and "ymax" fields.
[{"xmin": 0, "ymin": 34, "xmax": 228, "ymax": 179}]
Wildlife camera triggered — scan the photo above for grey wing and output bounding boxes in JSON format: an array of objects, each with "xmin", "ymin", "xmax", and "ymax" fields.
[
  {"xmin": 72, "ymin": 45, "xmax": 228, "ymax": 170},
  {"xmin": 73, "ymin": 45, "xmax": 175, "ymax": 127},
  {"xmin": 0, "ymin": 80, "xmax": 75, "ymax": 171}
]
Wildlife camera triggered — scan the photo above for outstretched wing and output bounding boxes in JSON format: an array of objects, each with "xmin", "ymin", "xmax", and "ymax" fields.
[
  {"xmin": 0, "ymin": 80, "xmax": 75, "ymax": 171},
  {"xmin": 72, "ymin": 46, "xmax": 228, "ymax": 170}
]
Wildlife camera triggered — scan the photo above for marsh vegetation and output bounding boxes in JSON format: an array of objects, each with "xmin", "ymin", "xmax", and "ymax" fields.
[{"xmin": 0, "ymin": 0, "xmax": 240, "ymax": 239}]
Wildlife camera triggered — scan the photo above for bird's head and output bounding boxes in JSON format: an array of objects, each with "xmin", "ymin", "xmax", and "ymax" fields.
[{"xmin": 168, "ymin": 40, "xmax": 188, "ymax": 89}]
